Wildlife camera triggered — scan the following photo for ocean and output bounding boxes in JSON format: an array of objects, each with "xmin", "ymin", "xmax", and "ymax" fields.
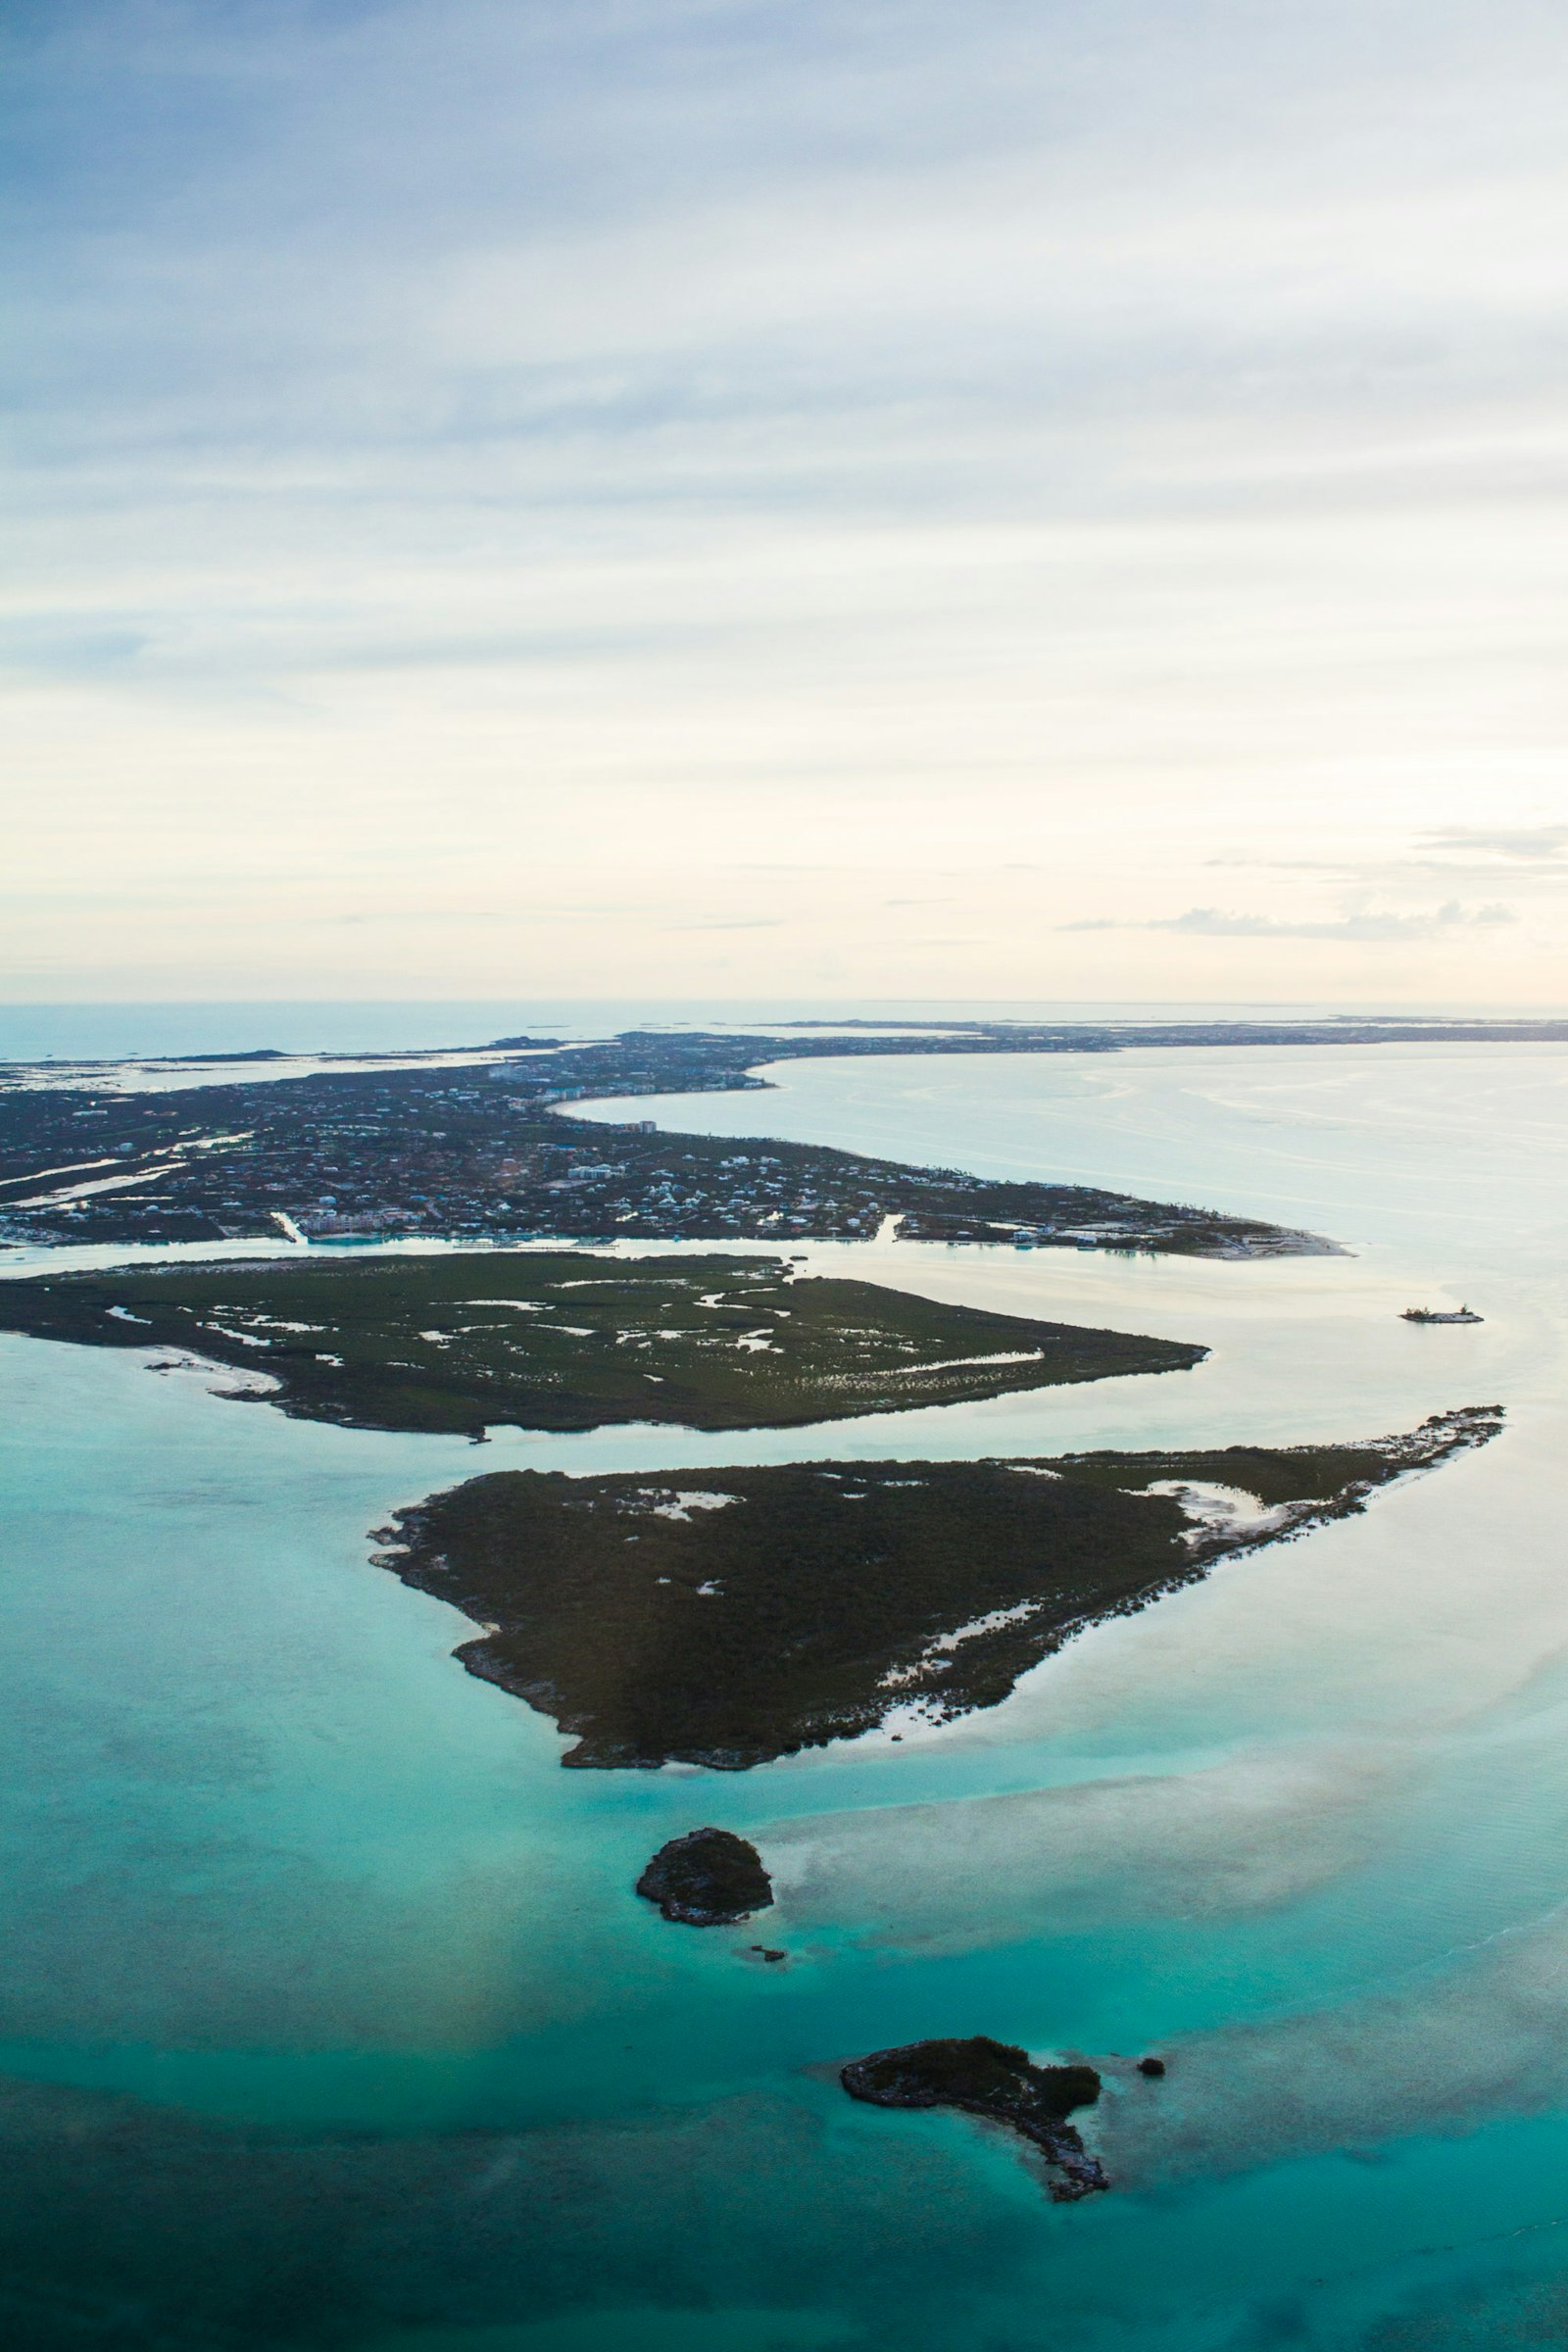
[{"xmin": 4, "ymin": 1033, "xmax": 1568, "ymax": 2348}]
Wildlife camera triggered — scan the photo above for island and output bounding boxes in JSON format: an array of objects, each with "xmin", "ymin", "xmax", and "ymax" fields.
[
  {"xmin": 840, "ymin": 2036, "xmax": 1107, "ymax": 2201},
  {"xmin": 371, "ymin": 1406, "xmax": 1500, "ymax": 1767},
  {"xmin": 0, "ymin": 1252, "xmax": 1207, "ymax": 1436},
  {"xmin": 636, "ymin": 1829, "xmax": 773, "ymax": 1926}
]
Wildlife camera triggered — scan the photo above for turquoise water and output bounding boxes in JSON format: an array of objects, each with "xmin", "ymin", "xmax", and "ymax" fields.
[{"xmin": 7, "ymin": 1043, "xmax": 1568, "ymax": 2346}]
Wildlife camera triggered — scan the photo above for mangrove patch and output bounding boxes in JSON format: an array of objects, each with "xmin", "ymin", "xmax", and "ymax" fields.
[
  {"xmin": 0, "ymin": 1252, "xmax": 1207, "ymax": 1436},
  {"xmin": 373, "ymin": 1406, "xmax": 1501, "ymax": 1768}
]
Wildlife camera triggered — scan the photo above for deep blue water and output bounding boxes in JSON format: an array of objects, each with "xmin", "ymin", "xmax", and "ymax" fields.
[{"xmin": 5, "ymin": 1036, "xmax": 1568, "ymax": 2348}]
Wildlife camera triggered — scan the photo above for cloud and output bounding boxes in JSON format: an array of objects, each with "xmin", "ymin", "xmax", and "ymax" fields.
[
  {"xmin": 1418, "ymin": 825, "xmax": 1568, "ymax": 862},
  {"xmin": 1061, "ymin": 902, "xmax": 1518, "ymax": 942},
  {"xmin": 8, "ymin": 0, "xmax": 1568, "ymax": 995},
  {"xmin": 1205, "ymin": 842, "xmax": 1568, "ymax": 893}
]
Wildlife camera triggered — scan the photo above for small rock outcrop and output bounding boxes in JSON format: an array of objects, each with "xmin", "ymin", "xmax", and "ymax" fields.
[
  {"xmin": 635, "ymin": 1828, "xmax": 773, "ymax": 1926},
  {"xmin": 841, "ymin": 2034, "xmax": 1107, "ymax": 2200},
  {"xmin": 1137, "ymin": 2056, "xmax": 1166, "ymax": 2078}
]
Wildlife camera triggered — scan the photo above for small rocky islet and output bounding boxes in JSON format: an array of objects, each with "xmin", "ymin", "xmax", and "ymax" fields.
[
  {"xmin": 635, "ymin": 1828, "xmax": 773, "ymax": 1926},
  {"xmin": 841, "ymin": 2036, "xmax": 1109, "ymax": 2201}
]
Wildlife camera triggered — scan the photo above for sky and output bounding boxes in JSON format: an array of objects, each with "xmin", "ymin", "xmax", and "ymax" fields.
[{"xmin": 4, "ymin": 0, "xmax": 1568, "ymax": 1005}]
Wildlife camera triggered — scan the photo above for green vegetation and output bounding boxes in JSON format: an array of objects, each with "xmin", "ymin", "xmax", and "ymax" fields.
[
  {"xmin": 1048, "ymin": 1441, "xmax": 1414, "ymax": 1506},
  {"xmin": 0, "ymin": 1251, "xmax": 1205, "ymax": 1435},
  {"xmin": 376, "ymin": 1407, "xmax": 1500, "ymax": 1766}
]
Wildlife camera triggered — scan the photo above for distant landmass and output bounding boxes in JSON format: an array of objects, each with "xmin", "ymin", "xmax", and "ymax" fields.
[{"xmin": 0, "ymin": 1025, "xmax": 1348, "ymax": 1256}]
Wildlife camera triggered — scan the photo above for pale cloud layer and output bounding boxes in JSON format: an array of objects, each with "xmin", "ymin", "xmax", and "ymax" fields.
[
  {"xmin": 4, "ymin": 0, "xmax": 1568, "ymax": 1001},
  {"xmin": 1066, "ymin": 900, "xmax": 1519, "ymax": 941}
]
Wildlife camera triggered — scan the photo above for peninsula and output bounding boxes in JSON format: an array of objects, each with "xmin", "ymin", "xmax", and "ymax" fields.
[
  {"xmin": 0, "ymin": 1030, "xmax": 1341, "ymax": 1256},
  {"xmin": 7, "ymin": 1011, "xmax": 1566, "ymax": 1254},
  {"xmin": 373, "ymin": 1407, "xmax": 1500, "ymax": 1767}
]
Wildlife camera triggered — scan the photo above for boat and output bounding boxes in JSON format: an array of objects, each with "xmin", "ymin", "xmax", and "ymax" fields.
[{"xmin": 1400, "ymin": 1305, "xmax": 1483, "ymax": 1325}]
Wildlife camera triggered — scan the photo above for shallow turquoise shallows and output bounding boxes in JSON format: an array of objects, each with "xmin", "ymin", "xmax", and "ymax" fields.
[{"xmin": 7, "ymin": 1040, "xmax": 1568, "ymax": 2349}]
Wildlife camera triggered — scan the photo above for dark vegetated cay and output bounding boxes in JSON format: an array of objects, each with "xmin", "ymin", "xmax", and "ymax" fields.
[
  {"xmin": 636, "ymin": 1829, "xmax": 773, "ymax": 1925},
  {"xmin": 0, "ymin": 1252, "xmax": 1205, "ymax": 1435},
  {"xmin": 375, "ymin": 1408, "xmax": 1500, "ymax": 1768},
  {"xmin": 841, "ymin": 2035, "xmax": 1108, "ymax": 2200}
]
